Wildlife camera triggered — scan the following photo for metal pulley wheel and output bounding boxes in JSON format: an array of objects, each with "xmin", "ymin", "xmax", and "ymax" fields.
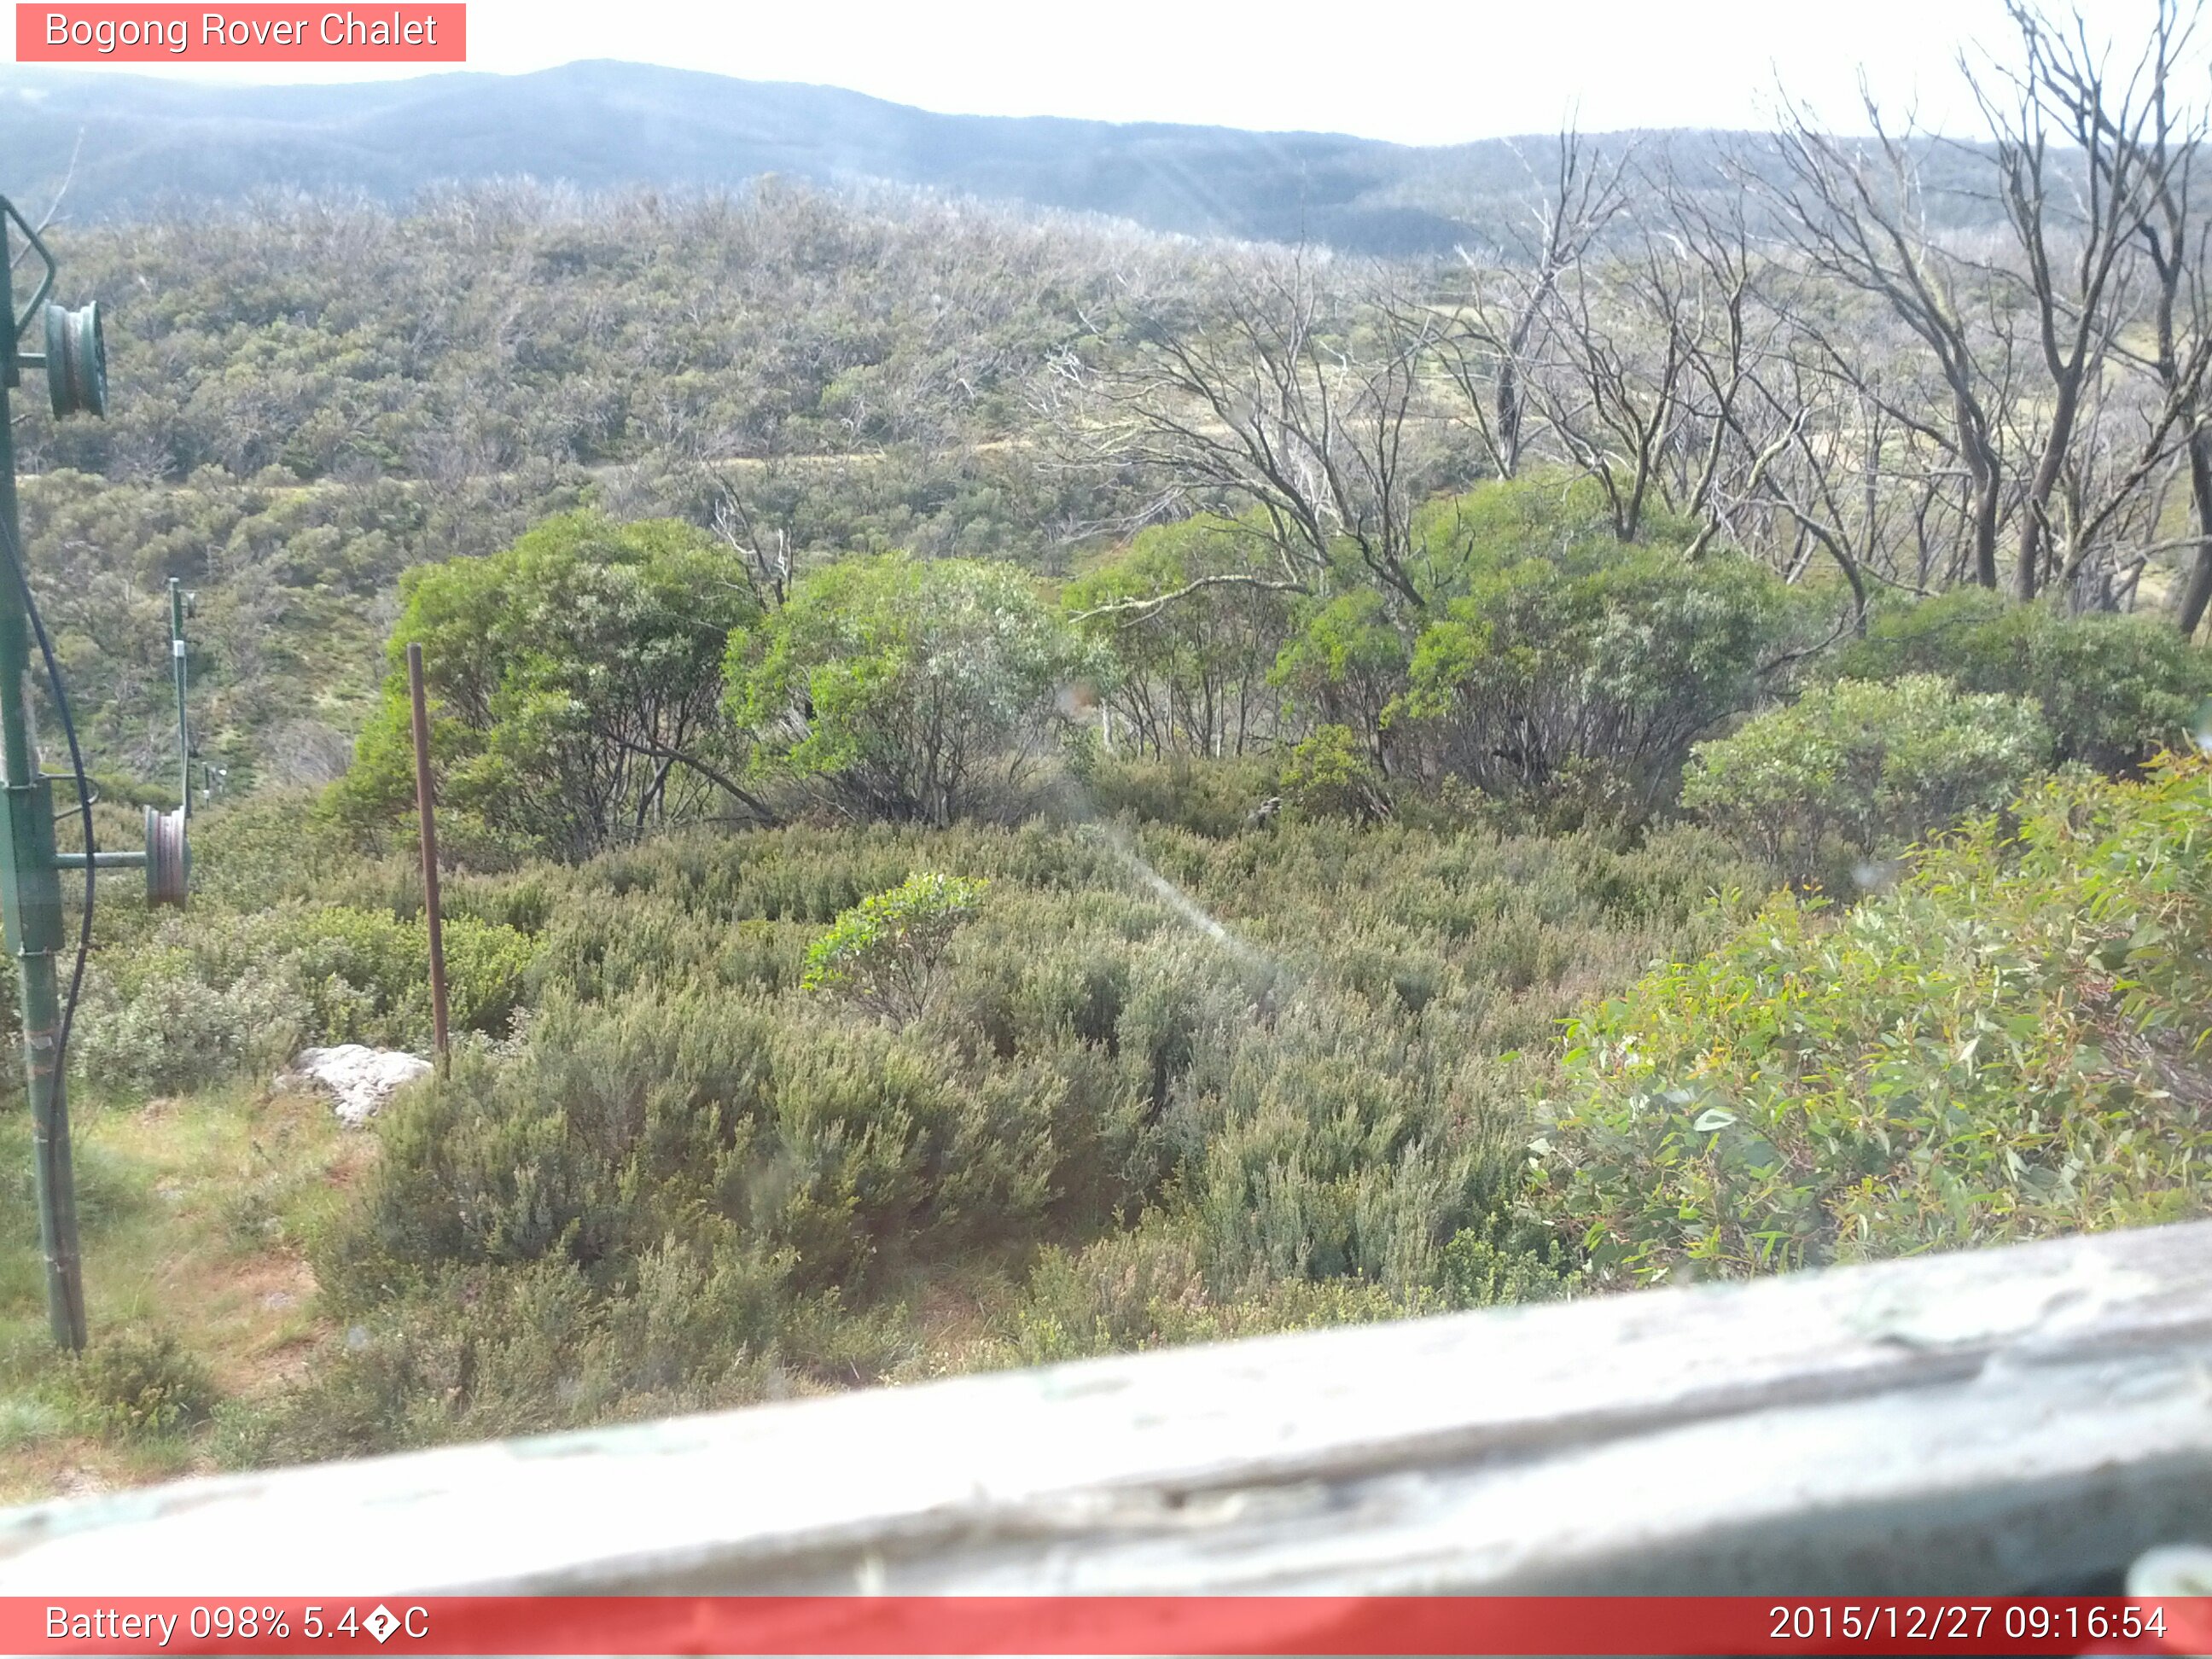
[
  {"xmin": 44, "ymin": 301, "xmax": 105, "ymax": 421},
  {"xmin": 143, "ymin": 804, "xmax": 188, "ymax": 905}
]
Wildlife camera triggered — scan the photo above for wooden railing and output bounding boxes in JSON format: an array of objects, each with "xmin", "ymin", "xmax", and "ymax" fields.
[{"xmin": 0, "ymin": 1220, "xmax": 2206, "ymax": 1597}]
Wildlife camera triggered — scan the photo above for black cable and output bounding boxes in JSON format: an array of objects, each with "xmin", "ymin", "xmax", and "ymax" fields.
[{"xmin": 0, "ymin": 509, "xmax": 93, "ymax": 1074}]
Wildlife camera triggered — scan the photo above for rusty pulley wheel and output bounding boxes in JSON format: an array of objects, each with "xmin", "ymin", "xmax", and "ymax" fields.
[{"xmin": 143, "ymin": 804, "xmax": 188, "ymax": 905}]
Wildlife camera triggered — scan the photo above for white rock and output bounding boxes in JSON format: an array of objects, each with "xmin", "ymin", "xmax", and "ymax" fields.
[{"xmin": 277, "ymin": 1044, "xmax": 434, "ymax": 1126}]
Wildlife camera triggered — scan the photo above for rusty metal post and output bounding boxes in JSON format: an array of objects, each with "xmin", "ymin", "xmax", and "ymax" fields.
[{"xmin": 405, "ymin": 643, "xmax": 450, "ymax": 1068}]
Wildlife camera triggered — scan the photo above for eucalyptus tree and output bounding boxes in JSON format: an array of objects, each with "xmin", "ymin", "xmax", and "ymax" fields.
[{"xmin": 334, "ymin": 510, "xmax": 769, "ymax": 859}]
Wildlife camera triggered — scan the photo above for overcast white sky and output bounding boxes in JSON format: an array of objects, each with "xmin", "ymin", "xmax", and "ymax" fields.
[{"xmin": 46, "ymin": 0, "xmax": 2189, "ymax": 144}]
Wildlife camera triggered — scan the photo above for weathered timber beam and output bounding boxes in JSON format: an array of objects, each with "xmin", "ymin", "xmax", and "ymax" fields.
[{"xmin": 0, "ymin": 1220, "xmax": 2207, "ymax": 1597}]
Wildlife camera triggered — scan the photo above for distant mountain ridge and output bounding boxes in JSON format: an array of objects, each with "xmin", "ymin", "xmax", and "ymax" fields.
[{"xmin": 0, "ymin": 59, "xmax": 1714, "ymax": 253}]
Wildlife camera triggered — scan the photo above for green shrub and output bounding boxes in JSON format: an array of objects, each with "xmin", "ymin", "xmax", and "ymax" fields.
[
  {"xmin": 801, "ymin": 872, "xmax": 989, "ymax": 1024},
  {"xmin": 1064, "ymin": 514, "xmax": 1295, "ymax": 762},
  {"xmin": 330, "ymin": 511, "xmax": 761, "ymax": 861},
  {"xmin": 1681, "ymin": 676, "xmax": 2049, "ymax": 873},
  {"xmin": 1080, "ymin": 756, "xmax": 1279, "ymax": 836},
  {"xmin": 1279, "ymin": 725, "xmax": 1390, "ymax": 823},
  {"xmin": 276, "ymin": 906, "xmax": 536, "ymax": 1042},
  {"xmin": 1270, "ymin": 590, "xmax": 1409, "ymax": 770},
  {"xmin": 317, "ymin": 983, "xmax": 1067, "ymax": 1307},
  {"xmin": 728, "ymin": 553, "xmax": 1102, "ymax": 825},
  {"xmin": 73, "ymin": 903, "xmax": 536, "ymax": 1092},
  {"xmin": 1435, "ymin": 1226, "xmax": 1568, "ymax": 1308},
  {"xmin": 1830, "ymin": 589, "xmax": 2212, "ymax": 773},
  {"xmin": 74, "ymin": 952, "xmax": 306, "ymax": 1095},
  {"xmin": 230, "ymin": 810, "xmax": 1762, "ymax": 1456},
  {"xmin": 1539, "ymin": 758, "xmax": 2212, "ymax": 1287},
  {"xmin": 1006, "ymin": 1223, "xmax": 1440, "ymax": 1365},
  {"xmin": 74, "ymin": 1329, "xmax": 218, "ymax": 1441},
  {"xmin": 182, "ymin": 791, "xmax": 355, "ymax": 908},
  {"xmin": 1387, "ymin": 478, "xmax": 1813, "ymax": 810}
]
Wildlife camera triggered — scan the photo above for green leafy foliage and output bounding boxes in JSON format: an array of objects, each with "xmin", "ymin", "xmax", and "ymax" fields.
[
  {"xmin": 1681, "ymin": 675, "xmax": 2050, "ymax": 873},
  {"xmin": 1269, "ymin": 590, "xmax": 1409, "ymax": 769},
  {"xmin": 1387, "ymin": 477, "xmax": 1809, "ymax": 811},
  {"xmin": 329, "ymin": 510, "xmax": 762, "ymax": 860},
  {"xmin": 1058, "ymin": 480, "xmax": 1833, "ymax": 829},
  {"xmin": 1005, "ymin": 1224, "xmax": 1448, "ymax": 1363},
  {"xmin": 1539, "ymin": 758, "xmax": 2212, "ymax": 1287},
  {"xmin": 1079, "ymin": 756, "xmax": 1280, "ymax": 836},
  {"xmin": 277, "ymin": 906, "xmax": 538, "ymax": 1045},
  {"xmin": 1279, "ymin": 725, "xmax": 1390, "ymax": 822},
  {"xmin": 73, "ymin": 902, "xmax": 534, "ymax": 1094},
  {"xmin": 1065, "ymin": 515, "xmax": 1294, "ymax": 760},
  {"xmin": 179, "ymin": 802, "xmax": 1765, "ymax": 1459},
  {"xmin": 16, "ymin": 179, "xmax": 1159, "ymax": 805},
  {"xmin": 801, "ymin": 872, "xmax": 990, "ymax": 1023},
  {"xmin": 726, "ymin": 553, "xmax": 1100, "ymax": 824},
  {"xmin": 32, "ymin": 181, "xmax": 2212, "ymax": 1492},
  {"xmin": 1830, "ymin": 589, "xmax": 2212, "ymax": 773}
]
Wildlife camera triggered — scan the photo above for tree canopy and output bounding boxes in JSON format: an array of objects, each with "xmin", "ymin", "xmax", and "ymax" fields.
[
  {"xmin": 725, "ymin": 553, "xmax": 1100, "ymax": 826},
  {"xmin": 331, "ymin": 510, "xmax": 763, "ymax": 859}
]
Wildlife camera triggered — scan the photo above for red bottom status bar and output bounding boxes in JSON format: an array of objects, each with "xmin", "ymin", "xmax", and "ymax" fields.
[{"xmin": 9, "ymin": 1596, "xmax": 2211, "ymax": 1656}]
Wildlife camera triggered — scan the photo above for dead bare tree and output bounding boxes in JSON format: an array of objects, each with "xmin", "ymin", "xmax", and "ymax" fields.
[
  {"xmin": 1528, "ymin": 228, "xmax": 1695, "ymax": 541},
  {"xmin": 1104, "ymin": 253, "xmax": 1447, "ymax": 614},
  {"xmin": 1732, "ymin": 343, "xmax": 1875, "ymax": 620},
  {"xmin": 1534, "ymin": 165, "xmax": 1801, "ymax": 553},
  {"xmin": 6, "ymin": 129, "xmax": 81, "ymax": 270},
  {"xmin": 1435, "ymin": 128, "xmax": 1633, "ymax": 480},
  {"xmin": 1761, "ymin": 94, "xmax": 2013, "ymax": 592},
  {"xmin": 1970, "ymin": 1, "xmax": 2193, "ymax": 599},
  {"xmin": 706, "ymin": 468, "xmax": 795, "ymax": 611},
  {"xmin": 1654, "ymin": 175, "xmax": 1804, "ymax": 557},
  {"xmin": 2097, "ymin": 0, "xmax": 2212, "ymax": 631}
]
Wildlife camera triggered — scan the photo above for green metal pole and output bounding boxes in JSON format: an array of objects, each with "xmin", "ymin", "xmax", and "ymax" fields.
[
  {"xmin": 169, "ymin": 579, "xmax": 189, "ymax": 818},
  {"xmin": 0, "ymin": 220, "xmax": 84, "ymax": 1352}
]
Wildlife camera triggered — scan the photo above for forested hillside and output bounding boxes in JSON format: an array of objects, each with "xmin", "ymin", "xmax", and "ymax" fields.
[
  {"xmin": 16, "ymin": 183, "xmax": 1156, "ymax": 792},
  {"xmin": 5, "ymin": 3, "xmax": 2212, "ymax": 1494}
]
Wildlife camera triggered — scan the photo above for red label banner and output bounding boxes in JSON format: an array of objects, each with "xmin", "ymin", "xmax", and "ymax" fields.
[
  {"xmin": 15, "ymin": 5, "xmax": 464, "ymax": 61},
  {"xmin": 3, "ymin": 1597, "xmax": 2210, "ymax": 1656}
]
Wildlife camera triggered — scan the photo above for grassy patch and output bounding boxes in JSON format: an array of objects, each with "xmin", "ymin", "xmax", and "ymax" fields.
[{"xmin": 0, "ymin": 1082, "xmax": 351, "ymax": 1501}]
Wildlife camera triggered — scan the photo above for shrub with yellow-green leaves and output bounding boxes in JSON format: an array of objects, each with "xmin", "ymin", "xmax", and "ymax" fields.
[
  {"xmin": 801, "ymin": 871, "xmax": 989, "ymax": 1024},
  {"xmin": 73, "ymin": 1328, "xmax": 218, "ymax": 1441},
  {"xmin": 1279, "ymin": 725, "xmax": 1390, "ymax": 823},
  {"xmin": 1538, "ymin": 758, "xmax": 2212, "ymax": 1287}
]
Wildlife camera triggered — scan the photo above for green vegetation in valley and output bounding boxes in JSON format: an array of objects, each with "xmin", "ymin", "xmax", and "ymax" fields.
[
  {"xmin": 9, "ymin": 76, "xmax": 2212, "ymax": 1490},
  {"xmin": 45, "ymin": 782, "xmax": 1761, "ymax": 1467},
  {"xmin": 7, "ymin": 460, "xmax": 2210, "ymax": 1487}
]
